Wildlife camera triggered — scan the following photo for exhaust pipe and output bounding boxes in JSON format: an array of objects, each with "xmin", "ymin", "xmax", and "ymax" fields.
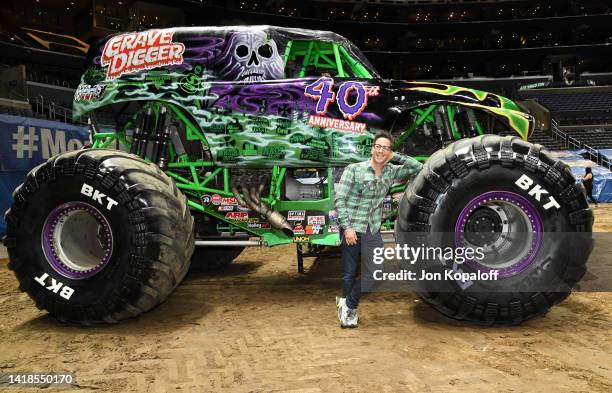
[{"xmin": 231, "ymin": 178, "xmax": 294, "ymax": 237}]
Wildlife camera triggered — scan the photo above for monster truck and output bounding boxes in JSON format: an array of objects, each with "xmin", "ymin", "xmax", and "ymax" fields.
[{"xmin": 4, "ymin": 26, "xmax": 593, "ymax": 325}]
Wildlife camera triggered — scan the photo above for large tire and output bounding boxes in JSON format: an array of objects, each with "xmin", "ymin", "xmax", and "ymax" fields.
[
  {"xmin": 3, "ymin": 149, "xmax": 194, "ymax": 324},
  {"xmin": 396, "ymin": 135, "xmax": 593, "ymax": 325}
]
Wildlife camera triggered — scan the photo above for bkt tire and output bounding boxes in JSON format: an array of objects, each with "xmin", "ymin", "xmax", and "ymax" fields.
[
  {"xmin": 3, "ymin": 149, "xmax": 194, "ymax": 324},
  {"xmin": 396, "ymin": 135, "xmax": 593, "ymax": 325}
]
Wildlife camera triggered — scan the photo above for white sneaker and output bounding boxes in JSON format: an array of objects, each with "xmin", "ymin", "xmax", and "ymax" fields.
[
  {"xmin": 336, "ymin": 296, "xmax": 358, "ymax": 328},
  {"xmin": 347, "ymin": 307, "xmax": 359, "ymax": 327}
]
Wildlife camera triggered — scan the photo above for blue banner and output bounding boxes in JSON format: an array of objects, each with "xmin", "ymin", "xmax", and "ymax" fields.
[{"xmin": 0, "ymin": 114, "xmax": 89, "ymax": 235}]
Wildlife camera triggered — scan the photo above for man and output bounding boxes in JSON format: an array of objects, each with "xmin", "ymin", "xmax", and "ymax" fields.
[{"xmin": 334, "ymin": 131, "xmax": 423, "ymax": 328}]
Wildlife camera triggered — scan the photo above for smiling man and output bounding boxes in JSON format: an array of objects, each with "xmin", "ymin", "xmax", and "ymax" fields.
[{"xmin": 334, "ymin": 131, "xmax": 423, "ymax": 328}]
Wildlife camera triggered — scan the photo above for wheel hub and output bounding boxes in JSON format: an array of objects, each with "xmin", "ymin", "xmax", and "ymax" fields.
[
  {"xmin": 42, "ymin": 201, "xmax": 114, "ymax": 280},
  {"xmin": 455, "ymin": 191, "xmax": 543, "ymax": 278}
]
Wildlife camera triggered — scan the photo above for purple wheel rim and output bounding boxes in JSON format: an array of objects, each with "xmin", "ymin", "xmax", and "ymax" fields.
[
  {"xmin": 455, "ymin": 191, "xmax": 543, "ymax": 278},
  {"xmin": 41, "ymin": 201, "xmax": 113, "ymax": 280}
]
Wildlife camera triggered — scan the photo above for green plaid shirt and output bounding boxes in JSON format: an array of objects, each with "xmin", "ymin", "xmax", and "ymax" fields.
[{"xmin": 334, "ymin": 153, "xmax": 423, "ymax": 234}]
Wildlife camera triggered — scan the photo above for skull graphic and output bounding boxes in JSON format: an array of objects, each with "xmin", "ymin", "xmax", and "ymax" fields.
[{"xmin": 230, "ymin": 31, "xmax": 284, "ymax": 82}]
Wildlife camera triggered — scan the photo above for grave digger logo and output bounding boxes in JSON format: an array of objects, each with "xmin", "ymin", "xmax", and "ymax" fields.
[{"xmin": 101, "ymin": 30, "xmax": 185, "ymax": 80}]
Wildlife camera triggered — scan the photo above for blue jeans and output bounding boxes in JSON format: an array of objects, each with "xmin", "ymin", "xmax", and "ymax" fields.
[{"xmin": 340, "ymin": 226, "xmax": 384, "ymax": 309}]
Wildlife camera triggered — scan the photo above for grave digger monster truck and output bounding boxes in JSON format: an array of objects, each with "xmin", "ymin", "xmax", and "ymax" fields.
[{"xmin": 4, "ymin": 26, "xmax": 593, "ymax": 326}]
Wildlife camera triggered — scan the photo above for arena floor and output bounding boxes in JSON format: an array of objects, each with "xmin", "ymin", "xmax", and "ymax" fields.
[{"xmin": 1, "ymin": 205, "xmax": 611, "ymax": 392}]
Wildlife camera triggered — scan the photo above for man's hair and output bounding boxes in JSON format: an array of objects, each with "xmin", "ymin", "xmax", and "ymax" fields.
[{"xmin": 373, "ymin": 131, "xmax": 394, "ymax": 148}]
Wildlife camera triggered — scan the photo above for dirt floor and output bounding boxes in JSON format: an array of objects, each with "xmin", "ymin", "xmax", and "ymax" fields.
[{"xmin": 0, "ymin": 205, "xmax": 611, "ymax": 392}]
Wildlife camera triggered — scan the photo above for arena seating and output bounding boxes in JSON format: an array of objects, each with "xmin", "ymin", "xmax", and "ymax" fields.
[
  {"xmin": 560, "ymin": 127, "xmax": 612, "ymax": 149},
  {"xmin": 533, "ymin": 91, "xmax": 612, "ymax": 113}
]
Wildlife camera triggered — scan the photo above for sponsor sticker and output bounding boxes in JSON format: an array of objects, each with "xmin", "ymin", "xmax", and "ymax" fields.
[
  {"xmin": 75, "ymin": 84, "xmax": 106, "ymax": 101},
  {"xmin": 288, "ymin": 210, "xmax": 306, "ymax": 221},
  {"xmin": 211, "ymin": 194, "xmax": 222, "ymax": 205},
  {"xmin": 293, "ymin": 223, "xmax": 305, "ymax": 234},
  {"xmin": 306, "ymin": 225, "xmax": 322, "ymax": 235},
  {"xmin": 201, "ymin": 194, "xmax": 212, "ymax": 205},
  {"xmin": 307, "ymin": 215, "xmax": 325, "ymax": 226},
  {"xmin": 328, "ymin": 210, "xmax": 338, "ymax": 221},
  {"xmin": 328, "ymin": 225, "xmax": 340, "ymax": 233},
  {"xmin": 248, "ymin": 222, "xmax": 262, "ymax": 228},
  {"xmin": 225, "ymin": 212, "xmax": 248, "ymax": 220},
  {"xmin": 101, "ymin": 29, "xmax": 185, "ymax": 80},
  {"xmin": 221, "ymin": 197, "xmax": 238, "ymax": 206},
  {"xmin": 293, "ymin": 236, "xmax": 309, "ymax": 243},
  {"xmin": 218, "ymin": 205, "xmax": 233, "ymax": 212}
]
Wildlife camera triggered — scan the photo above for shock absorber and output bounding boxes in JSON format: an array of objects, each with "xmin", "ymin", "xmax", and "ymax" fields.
[
  {"xmin": 156, "ymin": 123, "xmax": 172, "ymax": 170},
  {"xmin": 132, "ymin": 107, "xmax": 154, "ymax": 157},
  {"xmin": 129, "ymin": 122, "xmax": 142, "ymax": 155},
  {"xmin": 150, "ymin": 106, "xmax": 168, "ymax": 163}
]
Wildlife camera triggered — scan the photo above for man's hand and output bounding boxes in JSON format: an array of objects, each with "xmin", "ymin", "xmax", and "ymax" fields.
[{"xmin": 344, "ymin": 228, "xmax": 358, "ymax": 245}]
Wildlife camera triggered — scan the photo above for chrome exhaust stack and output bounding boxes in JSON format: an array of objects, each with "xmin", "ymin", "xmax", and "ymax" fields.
[{"xmin": 231, "ymin": 177, "xmax": 294, "ymax": 237}]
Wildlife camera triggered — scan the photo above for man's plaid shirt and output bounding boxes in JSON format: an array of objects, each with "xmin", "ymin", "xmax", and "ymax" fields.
[{"xmin": 334, "ymin": 153, "xmax": 423, "ymax": 233}]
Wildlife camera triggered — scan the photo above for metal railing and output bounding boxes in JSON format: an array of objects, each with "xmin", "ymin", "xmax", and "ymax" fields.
[
  {"xmin": 32, "ymin": 95, "xmax": 85, "ymax": 124},
  {"xmin": 550, "ymin": 118, "xmax": 612, "ymax": 170}
]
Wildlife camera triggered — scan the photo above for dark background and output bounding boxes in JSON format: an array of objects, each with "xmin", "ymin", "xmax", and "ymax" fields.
[{"xmin": 0, "ymin": 0, "xmax": 611, "ymax": 91}]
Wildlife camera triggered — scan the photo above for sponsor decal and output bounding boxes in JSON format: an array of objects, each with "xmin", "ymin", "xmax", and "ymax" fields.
[
  {"xmin": 293, "ymin": 223, "xmax": 305, "ymax": 235},
  {"xmin": 260, "ymin": 222, "xmax": 270, "ymax": 229},
  {"xmin": 287, "ymin": 210, "xmax": 306, "ymax": 221},
  {"xmin": 237, "ymin": 205, "xmax": 250, "ymax": 212},
  {"xmin": 220, "ymin": 197, "xmax": 238, "ymax": 206},
  {"xmin": 307, "ymin": 215, "xmax": 325, "ymax": 226},
  {"xmin": 305, "ymin": 225, "xmax": 322, "ymax": 235},
  {"xmin": 328, "ymin": 210, "xmax": 338, "ymax": 221},
  {"xmin": 328, "ymin": 225, "xmax": 340, "ymax": 233},
  {"xmin": 225, "ymin": 212, "xmax": 248, "ymax": 220},
  {"xmin": 218, "ymin": 205, "xmax": 234, "ymax": 212},
  {"xmin": 101, "ymin": 29, "xmax": 185, "ymax": 80},
  {"xmin": 34, "ymin": 273, "xmax": 74, "ymax": 300},
  {"xmin": 75, "ymin": 84, "xmax": 106, "ymax": 101},
  {"xmin": 391, "ymin": 192, "xmax": 403, "ymax": 202},
  {"xmin": 80, "ymin": 183, "xmax": 118, "ymax": 211},
  {"xmin": 382, "ymin": 196, "xmax": 393, "ymax": 217},
  {"xmin": 307, "ymin": 115, "xmax": 366, "ymax": 133},
  {"xmin": 248, "ymin": 222, "xmax": 262, "ymax": 228},
  {"xmin": 211, "ymin": 194, "xmax": 222, "ymax": 205},
  {"xmin": 201, "ymin": 194, "xmax": 212, "ymax": 205},
  {"xmin": 293, "ymin": 236, "xmax": 309, "ymax": 243},
  {"xmin": 514, "ymin": 174, "xmax": 561, "ymax": 210}
]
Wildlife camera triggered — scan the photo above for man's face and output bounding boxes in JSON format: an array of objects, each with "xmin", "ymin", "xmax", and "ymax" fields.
[{"xmin": 371, "ymin": 137, "xmax": 392, "ymax": 165}]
